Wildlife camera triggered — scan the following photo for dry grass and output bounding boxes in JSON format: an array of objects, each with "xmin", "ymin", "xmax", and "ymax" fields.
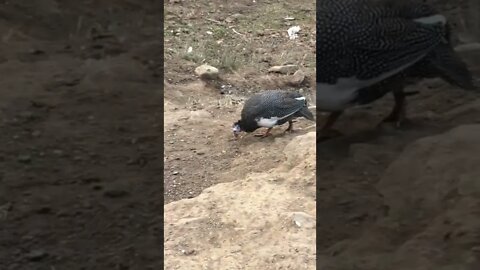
[{"xmin": 164, "ymin": 0, "xmax": 316, "ymax": 85}]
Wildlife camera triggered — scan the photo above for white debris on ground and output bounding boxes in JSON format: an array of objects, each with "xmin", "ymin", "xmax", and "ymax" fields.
[{"xmin": 287, "ymin": 26, "xmax": 301, "ymax": 40}]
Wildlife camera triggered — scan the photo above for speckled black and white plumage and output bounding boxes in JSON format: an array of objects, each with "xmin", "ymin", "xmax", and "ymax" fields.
[
  {"xmin": 316, "ymin": 0, "xmax": 476, "ymax": 138},
  {"xmin": 318, "ymin": 0, "xmax": 444, "ymax": 89},
  {"xmin": 232, "ymin": 90, "xmax": 315, "ymax": 137}
]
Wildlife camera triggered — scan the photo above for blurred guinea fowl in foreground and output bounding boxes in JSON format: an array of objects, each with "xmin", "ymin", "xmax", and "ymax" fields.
[{"xmin": 316, "ymin": 0, "xmax": 477, "ymax": 140}]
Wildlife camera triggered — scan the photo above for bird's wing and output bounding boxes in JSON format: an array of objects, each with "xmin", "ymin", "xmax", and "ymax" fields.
[
  {"xmin": 243, "ymin": 91, "xmax": 307, "ymax": 121},
  {"xmin": 267, "ymin": 92, "xmax": 307, "ymax": 119},
  {"xmin": 350, "ymin": 17, "xmax": 445, "ymax": 80}
]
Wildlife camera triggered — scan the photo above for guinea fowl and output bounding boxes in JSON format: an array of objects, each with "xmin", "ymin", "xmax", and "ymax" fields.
[
  {"xmin": 316, "ymin": 0, "xmax": 476, "ymax": 139},
  {"xmin": 232, "ymin": 90, "xmax": 315, "ymax": 138}
]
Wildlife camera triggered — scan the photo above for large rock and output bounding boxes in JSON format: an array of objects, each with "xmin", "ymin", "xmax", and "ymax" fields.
[
  {"xmin": 288, "ymin": 69, "xmax": 306, "ymax": 86},
  {"xmin": 320, "ymin": 125, "xmax": 480, "ymax": 270},
  {"xmin": 195, "ymin": 64, "xmax": 219, "ymax": 80},
  {"xmin": 164, "ymin": 132, "xmax": 316, "ymax": 270}
]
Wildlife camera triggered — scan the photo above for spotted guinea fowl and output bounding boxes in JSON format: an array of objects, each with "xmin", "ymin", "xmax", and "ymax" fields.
[
  {"xmin": 232, "ymin": 90, "xmax": 315, "ymax": 138},
  {"xmin": 317, "ymin": 0, "xmax": 477, "ymax": 139}
]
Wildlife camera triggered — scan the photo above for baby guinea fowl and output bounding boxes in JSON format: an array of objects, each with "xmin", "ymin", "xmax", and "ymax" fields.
[
  {"xmin": 232, "ymin": 90, "xmax": 315, "ymax": 138},
  {"xmin": 316, "ymin": 0, "xmax": 476, "ymax": 139}
]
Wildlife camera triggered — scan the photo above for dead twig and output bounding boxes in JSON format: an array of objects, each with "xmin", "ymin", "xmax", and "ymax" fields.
[{"xmin": 231, "ymin": 28, "xmax": 245, "ymax": 36}]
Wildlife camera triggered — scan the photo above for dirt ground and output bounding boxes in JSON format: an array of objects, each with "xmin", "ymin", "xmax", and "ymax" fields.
[
  {"xmin": 0, "ymin": 1, "xmax": 163, "ymax": 269},
  {"xmin": 164, "ymin": 0, "xmax": 316, "ymax": 204},
  {"xmin": 164, "ymin": 0, "xmax": 317, "ymax": 268}
]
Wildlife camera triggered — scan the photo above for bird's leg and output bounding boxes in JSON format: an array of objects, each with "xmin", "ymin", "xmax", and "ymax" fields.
[
  {"xmin": 254, "ymin": 128, "xmax": 273, "ymax": 138},
  {"xmin": 380, "ymin": 90, "xmax": 408, "ymax": 127},
  {"xmin": 318, "ymin": 111, "xmax": 343, "ymax": 140},
  {"xmin": 284, "ymin": 120, "xmax": 294, "ymax": 133}
]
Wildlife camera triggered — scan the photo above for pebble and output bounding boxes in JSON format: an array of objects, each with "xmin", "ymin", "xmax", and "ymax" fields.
[
  {"xmin": 181, "ymin": 248, "xmax": 196, "ymax": 255},
  {"xmin": 291, "ymin": 212, "xmax": 315, "ymax": 228},
  {"xmin": 268, "ymin": 64, "xmax": 299, "ymax": 74},
  {"xmin": 172, "ymin": 171, "xmax": 179, "ymax": 175}
]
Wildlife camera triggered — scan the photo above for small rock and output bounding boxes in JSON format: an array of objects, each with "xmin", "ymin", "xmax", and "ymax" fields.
[
  {"xmin": 172, "ymin": 171, "xmax": 179, "ymax": 175},
  {"xmin": 289, "ymin": 69, "xmax": 306, "ymax": 86},
  {"xmin": 26, "ymin": 250, "xmax": 48, "ymax": 261},
  {"xmin": 268, "ymin": 64, "xmax": 298, "ymax": 74},
  {"xmin": 195, "ymin": 64, "xmax": 219, "ymax": 80},
  {"xmin": 181, "ymin": 248, "xmax": 196, "ymax": 255},
  {"xmin": 291, "ymin": 212, "xmax": 315, "ymax": 228},
  {"xmin": 17, "ymin": 155, "xmax": 32, "ymax": 163}
]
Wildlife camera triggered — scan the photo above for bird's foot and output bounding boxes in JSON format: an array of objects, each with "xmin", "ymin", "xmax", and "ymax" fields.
[
  {"xmin": 254, "ymin": 129, "xmax": 273, "ymax": 138},
  {"xmin": 284, "ymin": 125, "xmax": 295, "ymax": 133},
  {"xmin": 318, "ymin": 129, "xmax": 342, "ymax": 142}
]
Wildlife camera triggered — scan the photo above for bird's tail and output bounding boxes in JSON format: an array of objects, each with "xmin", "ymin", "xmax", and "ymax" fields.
[
  {"xmin": 428, "ymin": 42, "xmax": 477, "ymax": 90},
  {"xmin": 299, "ymin": 106, "xmax": 315, "ymax": 121}
]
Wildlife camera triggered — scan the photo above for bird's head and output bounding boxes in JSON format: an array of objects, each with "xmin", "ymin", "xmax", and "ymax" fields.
[{"xmin": 232, "ymin": 121, "xmax": 242, "ymax": 138}]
